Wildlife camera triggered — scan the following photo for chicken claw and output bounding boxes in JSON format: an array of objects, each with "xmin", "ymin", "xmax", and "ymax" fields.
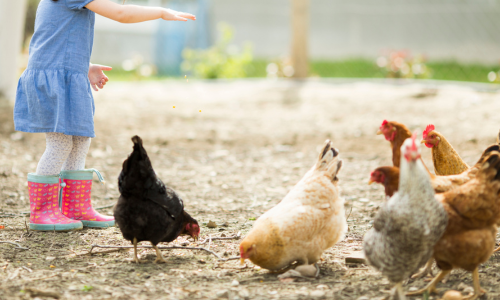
[
  {"xmin": 133, "ymin": 256, "xmax": 146, "ymax": 264},
  {"xmin": 153, "ymin": 243, "xmax": 167, "ymax": 264},
  {"xmin": 406, "ymin": 270, "xmax": 450, "ymax": 296},
  {"xmin": 411, "ymin": 259, "xmax": 434, "ymax": 279},
  {"xmin": 494, "ymin": 245, "xmax": 500, "ymax": 253}
]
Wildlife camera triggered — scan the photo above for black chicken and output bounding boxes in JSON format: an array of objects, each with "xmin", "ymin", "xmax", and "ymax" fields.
[{"xmin": 114, "ymin": 136, "xmax": 200, "ymax": 263}]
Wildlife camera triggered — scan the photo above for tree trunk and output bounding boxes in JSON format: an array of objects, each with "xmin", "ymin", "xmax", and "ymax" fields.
[
  {"xmin": 290, "ymin": 0, "xmax": 309, "ymax": 78},
  {"xmin": 0, "ymin": 0, "xmax": 28, "ymax": 106}
]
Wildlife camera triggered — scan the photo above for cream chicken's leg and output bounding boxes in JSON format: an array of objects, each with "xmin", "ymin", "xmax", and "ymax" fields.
[
  {"xmin": 152, "ymin": 242, "xmax": 167, "ymax": 264},
  {"xmin": 406, "ymin": 269, "xmax": 451, "ymax": 296},
  {"xmin": 133, "ymin": 237, "xmax": 145, "ymax": 264}
]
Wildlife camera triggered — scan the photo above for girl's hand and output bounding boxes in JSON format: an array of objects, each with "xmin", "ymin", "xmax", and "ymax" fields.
[
  {"xmin": 88, "ymin": 64, "xmax": 112, "ymax": 91},
  {"xmin": 161, "ymin": 8, "xmax": 196, "ymax": 21}
]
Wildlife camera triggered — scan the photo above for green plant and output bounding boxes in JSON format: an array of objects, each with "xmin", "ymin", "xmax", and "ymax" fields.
[
  {"xmin": 376, "ymin": 51, "xmax": 431, "ymax": 79},
  {"xmin": 181, "ymin": 23, "xmax": 254, "ymax": 79},
  {"xmin": 82, "ymin": 285, "xmax": 93, "ymax": 292}
]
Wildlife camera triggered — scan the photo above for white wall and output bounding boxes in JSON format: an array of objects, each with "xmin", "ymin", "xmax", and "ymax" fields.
[{"xmin": 0, "ymin": 0, "xmax": 27, "ymax": 103}]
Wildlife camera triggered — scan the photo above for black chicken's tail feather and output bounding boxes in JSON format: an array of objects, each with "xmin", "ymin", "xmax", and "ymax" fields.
[
  {"xmin": 131, "ymin": 135, "xmax": 142, "ymax": 146},
  {"xmin": 131, "ymin": 135, "xmax": 148, "ymax": 160},
  {"xmin": 119, "ymin": 135, "xmax": 152, "ymax": 189}
]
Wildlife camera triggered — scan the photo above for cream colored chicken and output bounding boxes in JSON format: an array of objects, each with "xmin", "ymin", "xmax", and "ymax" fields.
[{"xmin": 239, "ymin": 140, "xmax": 347, "ymax": 271}]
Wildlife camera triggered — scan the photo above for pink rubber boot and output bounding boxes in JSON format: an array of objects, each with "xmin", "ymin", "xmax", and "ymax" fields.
[
  {"xmin": 28, "ymin": 173, "xmax": 83, "ymax": 231},
  {"xmin": 60, "ymin": 169, "xmax": 115, "ymax": 228}
]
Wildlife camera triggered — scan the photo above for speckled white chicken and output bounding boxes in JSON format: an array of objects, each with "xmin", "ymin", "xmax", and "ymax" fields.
[
  {"xmin": 363, "ymin": 134, "xmax": 448, "ymax": 300},
  {"xmin": 239, "ymin": 140, "xmax": 347, "ymax": 271}
]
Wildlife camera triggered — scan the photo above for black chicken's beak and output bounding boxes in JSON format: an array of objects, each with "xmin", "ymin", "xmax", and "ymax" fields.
[{"xmin": 193, "ymin": 236, "xmax": 199, "ymax": 242}]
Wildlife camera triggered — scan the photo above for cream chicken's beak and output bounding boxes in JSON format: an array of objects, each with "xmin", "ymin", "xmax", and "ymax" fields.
[
  {"xmin": 420, "ymin": 139, "xmax": 426, "ymax": 144},
  {"xmin": 376, "ymin": 129, "xmax": 383, "ymax": 135},
  {"xmin": 240, "ymin": 258, "xmax": 245, "ymax": 265}
]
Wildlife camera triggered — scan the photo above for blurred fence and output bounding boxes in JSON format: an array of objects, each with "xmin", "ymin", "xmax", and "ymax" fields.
[{"xmin": 22, "ymin": 0, "xmax": 500, "ymax": 82}]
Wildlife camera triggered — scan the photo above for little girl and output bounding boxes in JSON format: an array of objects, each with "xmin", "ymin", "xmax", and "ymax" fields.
[{"xmin": 14, "ymin": 0, "xmax": 195, "ymax": 231}]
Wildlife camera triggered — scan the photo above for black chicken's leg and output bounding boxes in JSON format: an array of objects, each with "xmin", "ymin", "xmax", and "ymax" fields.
[
  {"xmin": 133, "ymin": 237, "xmax": 145, "ymax": 263},
  {"xmin": 152, "ymin": 242, "xmax": 167, "ymax": 264}
]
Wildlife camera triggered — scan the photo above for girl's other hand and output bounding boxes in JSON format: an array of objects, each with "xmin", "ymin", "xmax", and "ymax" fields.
[
  {"xmin": 162, "ymin": 8, "xmax": 196, "ymax": 21},
  {"xmin": 88, "ymin": 64, "xmax": 112, "ymax": 92}
]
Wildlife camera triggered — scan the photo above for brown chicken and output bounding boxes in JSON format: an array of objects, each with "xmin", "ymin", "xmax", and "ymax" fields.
[
  {"xmin": 377, "ymin": 120, "xmax": 412, "ymax": 168},
  {"xmin": 378, "ymin": 120, "xmax": 433, "ymax": 176},
  {"xmin": 408, "ymin": 152, "xmax": 500, "ymax": 300},
  {"xmin": 422, "ymin": 124, "xmax": 469, "ymax": 175},
  {"xmin": 369, "ymin": 166, "xmax": 399, "ymax": 197}
]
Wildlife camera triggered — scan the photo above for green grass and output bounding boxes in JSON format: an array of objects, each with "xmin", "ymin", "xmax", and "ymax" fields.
[
  {"xmin": 106, "ymin": 60, "xmax": 268, "ymax": 82},
  {"xmin": 426, "ymin": 61, "xmax": 494, "ymax": 83},
  {"xmin": 310, "ymin": 59, "xmax": 385, "ymax": 79},
  {"xmin": 310, "ymin": 59, "xmax": 497, "ymax": 83},
  {"xmin": 105, "ymin": 59, "xmax": 498, "ymax": 83}
]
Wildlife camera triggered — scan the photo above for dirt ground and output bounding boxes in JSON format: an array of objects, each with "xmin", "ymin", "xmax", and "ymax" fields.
[{"xmin": 1, "ymin": 79, "xmax": 499, "ymax": 300}]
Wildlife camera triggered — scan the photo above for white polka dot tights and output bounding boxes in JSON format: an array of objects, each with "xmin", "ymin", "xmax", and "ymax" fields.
[{"xmin": 35, "ymin": 133, "xmax": 91, "ymax": 176}]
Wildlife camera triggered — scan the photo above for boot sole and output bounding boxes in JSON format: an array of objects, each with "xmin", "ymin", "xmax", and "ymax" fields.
[
  {"xmin": 81, "ymin": 220, "xmax": 115, "ymax": 228},
  {"xmin": 30, "ymin": 222, "xmax": 83, "ymax": 231}
]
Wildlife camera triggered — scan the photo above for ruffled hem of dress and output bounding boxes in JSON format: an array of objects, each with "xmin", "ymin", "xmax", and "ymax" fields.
[{"xmin": 14, "ymin": 69, "xmax": 96, "ymax": 138}]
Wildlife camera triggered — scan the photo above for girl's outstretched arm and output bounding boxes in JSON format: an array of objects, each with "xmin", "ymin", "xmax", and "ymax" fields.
[{"xmin": 86, "ymin": 0, "xmax": 196, "ymax": 24}]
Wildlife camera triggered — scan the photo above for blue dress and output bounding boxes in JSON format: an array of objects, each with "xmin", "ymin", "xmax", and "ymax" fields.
[{"xmin": 14, "ymin": 0, "xmax": 96, "ymax": 138}]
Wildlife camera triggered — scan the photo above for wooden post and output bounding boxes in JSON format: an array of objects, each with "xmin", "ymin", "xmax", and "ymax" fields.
[
  {"xmin": 0, "ymin": 0, "xmax": 28, "ymax": 105},
  {"xmin": 291, "ymin": 0, "xmax": 309, "ymax": 78}
]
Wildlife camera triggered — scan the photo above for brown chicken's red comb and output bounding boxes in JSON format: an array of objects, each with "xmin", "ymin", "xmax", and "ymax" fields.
[
  {"xmin": 381, "ymin": 120, "xmax": 388, "ymax": 126},
  {"xmin": 423, "ymin": 124, "xmax": 435, "ymax": 139}
]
